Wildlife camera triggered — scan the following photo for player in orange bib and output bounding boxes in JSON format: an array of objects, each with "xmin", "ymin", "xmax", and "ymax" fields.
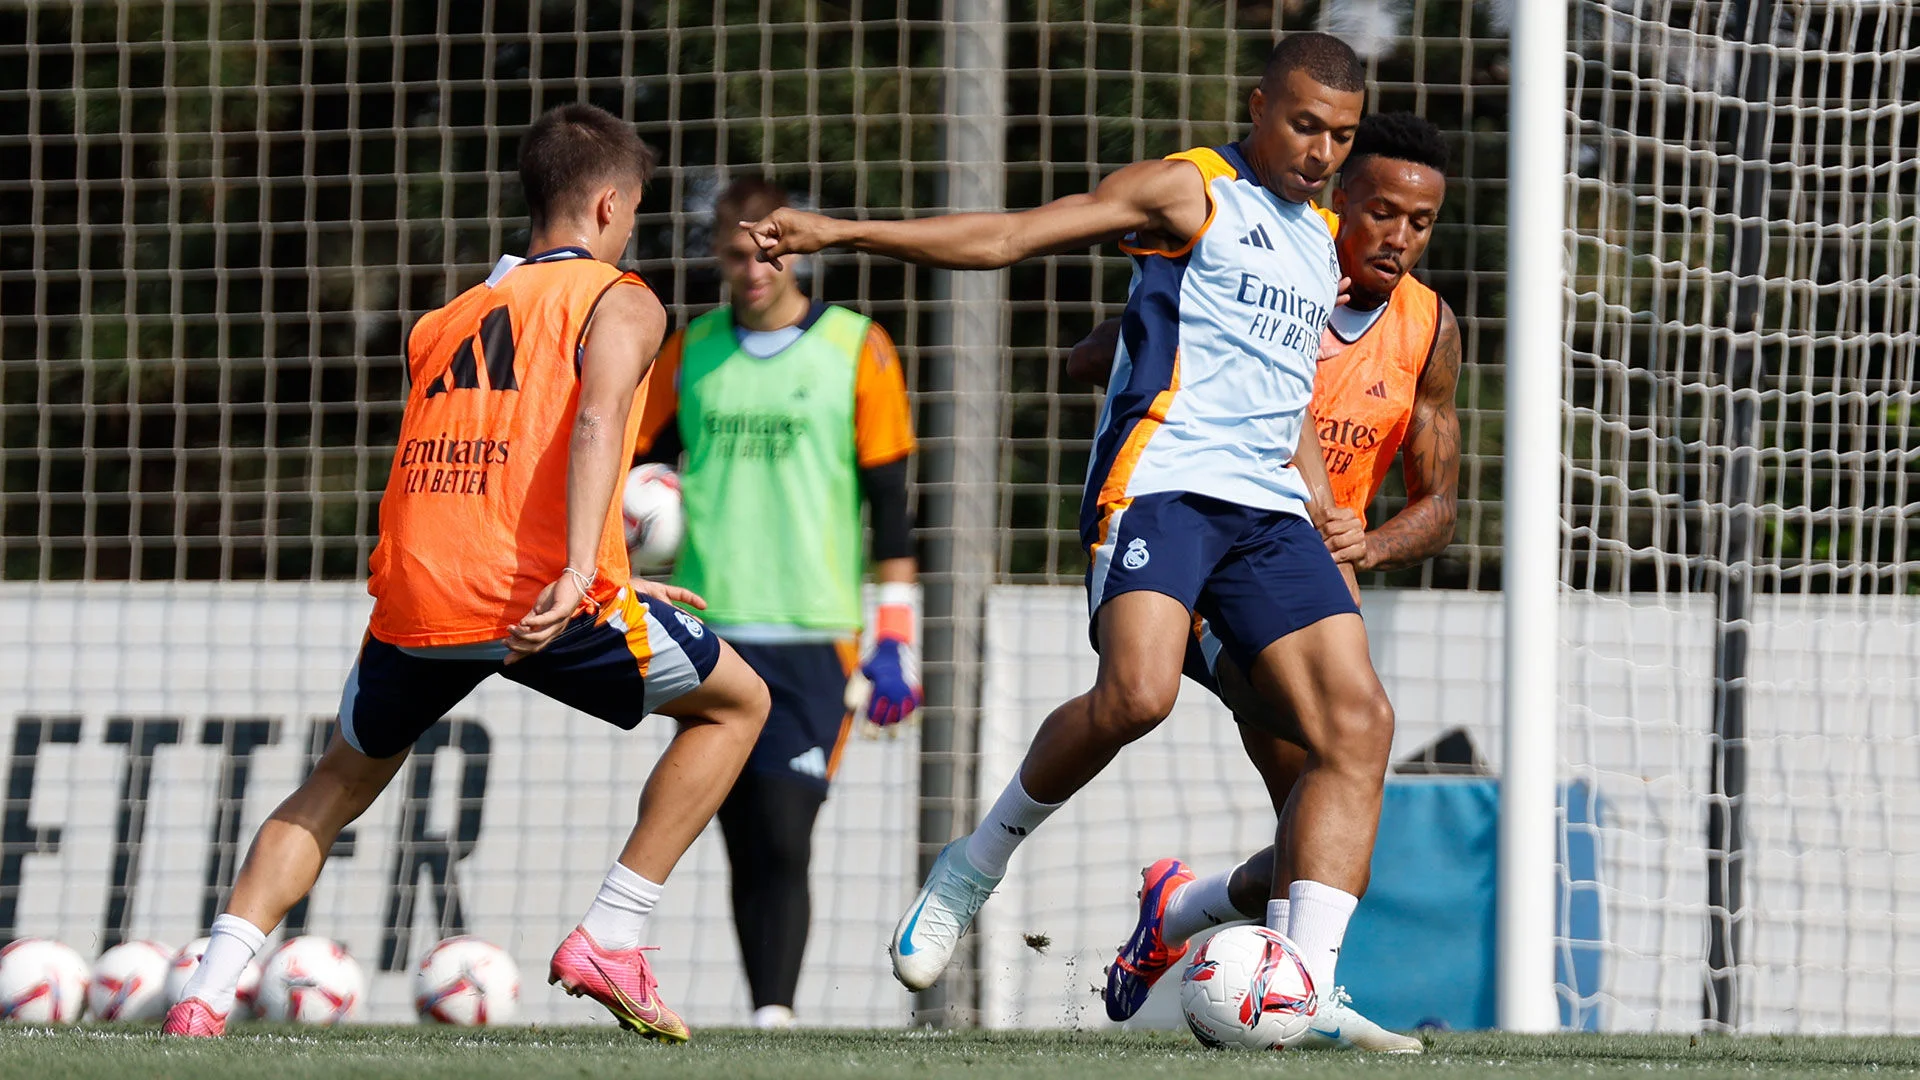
[
  {"xmin": 164, "ymin": 104, "xmax": 770, "ymax": 1043},
  {"xmin": 1071, "ymin": 113, "xmax": 1461, "ymax": 1050}
]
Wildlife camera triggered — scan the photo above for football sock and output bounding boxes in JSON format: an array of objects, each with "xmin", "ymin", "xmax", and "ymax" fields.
[
  {"xmin": 964, "ymin": 775, "xmax": 1062, "ymax": 877},
  {"xmin": 580, "ymin": 862, "xmax": 664, "ymax": 951},
  {"xmin": 180, "ymin": 913, "xmax": 268, "ymax": 1015},
  {"xmin": 1161, "ymin": 870, "xmax": 1242, "ymax": 944},
  {"xmin": 1287, "ymin": 879, "xmax": 1359, "ymax": 996},
  {"xmin": 1265, "ymin": 898, "xmax": 1291, "ymax": 932}
]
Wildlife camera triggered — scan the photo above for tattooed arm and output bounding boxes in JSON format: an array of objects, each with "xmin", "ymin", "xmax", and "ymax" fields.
[{"xmin": 1360, "ymin": 300, "xmax": 1462, "ymax": 571}]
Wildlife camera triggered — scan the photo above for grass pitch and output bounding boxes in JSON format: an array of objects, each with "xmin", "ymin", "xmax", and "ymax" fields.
[{"xmin": 4, "ymin": 1025, "xmax": 1918, "ymax": 1079}]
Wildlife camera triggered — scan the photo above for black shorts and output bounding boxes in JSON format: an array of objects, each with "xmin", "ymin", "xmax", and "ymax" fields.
[
  {"xmin": 728, "ymin": 639, "xmax": 857, "ymax": 795},
  {"xmin": 339, "ymin": 589, "xmax": 721, "ymax": 759}
]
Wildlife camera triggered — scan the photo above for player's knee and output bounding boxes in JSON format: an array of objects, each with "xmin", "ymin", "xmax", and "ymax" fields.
[
  {"xmin": 1320, "ymin": 690, "xmax": 1394, "ymax": 781},
  {"xmin": 1089, "ymin": 672, "xmax": 1178, "ymax": 741},
  {"xmin": 725, "ymin": 673, "xmax": 772, "ymax": 736}
]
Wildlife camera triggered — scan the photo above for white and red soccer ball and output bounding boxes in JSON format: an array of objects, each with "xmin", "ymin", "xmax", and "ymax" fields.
[
  {"xmin": 413, "ymin": 936, "xmax": 520, "ymax": 1026},
  {"xmin": 1179, "ymin": 925, "xmax": 1317, "ymax": 1050},
  {"xmin": 255, "ymin": 936, "xmax": 364, "ymax": 1026},
  {"xmin": 0, "ymin": 938, "xmax": 90, "ymax": 1024},
  {"xmin": 88, "ymin": 939, "xmax": 174, "ymax": 1021},
  {"xmin": 167, "ymin": 936, "xmax": 263, "ymax": 1016},
  {"xmin": 622, "ymin": 464, "xmax": 684, "ymax": 571}
]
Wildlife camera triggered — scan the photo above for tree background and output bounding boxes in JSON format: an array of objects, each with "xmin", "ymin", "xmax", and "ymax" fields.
[{"xmin": 2, "ymin": 0, "xmax": 1912, "ymax": 596}]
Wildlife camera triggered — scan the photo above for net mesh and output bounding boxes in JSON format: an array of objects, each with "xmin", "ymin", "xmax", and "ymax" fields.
[{"xmin": 0, "ymin": 0, "xmax": 1915, "ymax": 1033}]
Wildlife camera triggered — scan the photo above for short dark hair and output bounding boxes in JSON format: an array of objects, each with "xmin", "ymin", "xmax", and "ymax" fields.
[
  {"xmin": 1262, "ymin": 32, "xmax": 1366, "ymax": 94},
  {"xmin": 1344, "ymin": 112, "xmax": 1451, "ymax": 182},
  {"xmin": 518, "ymin": 103, "xmax": 656, "ymax": 229},
  {"xmin": 711, "ymin": 176, "xmax": 789, "ymax": 237}
]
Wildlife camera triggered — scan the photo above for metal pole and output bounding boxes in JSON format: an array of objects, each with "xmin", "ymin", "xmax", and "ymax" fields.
[
  {"xmin": 913, "ymin": 0, "xmax": 1004, "ymax": 1027},
  {"xmin": 1706, "ymin": 0, "xmax": 1773, "ymax": 1033},
  {"xmin": 1497, "ymin": 0, "xmax": 1568, "ymax": 1034}
]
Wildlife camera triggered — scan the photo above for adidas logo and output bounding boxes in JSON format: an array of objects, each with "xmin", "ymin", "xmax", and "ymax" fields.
[
  {"xmin": 1366, "ymin": 380, "xmax": 1388, "ymax": 398},
  {"xmin": 1000, "ymin": 823, "xmax": 1029, "ymax": 837},
  {"xmin": 788, "ymin": 747, "xmax": 827, "ymax": 779},
  {"xmin": 1237, "ymin": 224, "xmax": 1276, "ymax": 250}
]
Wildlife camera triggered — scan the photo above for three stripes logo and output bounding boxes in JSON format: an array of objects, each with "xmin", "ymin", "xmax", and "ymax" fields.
[
  {"xmin": 426, "ymin": 306, "xmax": 518, "ymax": 397},
  {"xmin": 1366, "ymin": 380, "xmax": 1388, "ymax": 398},
  {"xmin": 1238, "ymin": 224, "xmax": 1277, "ymax": 250}
]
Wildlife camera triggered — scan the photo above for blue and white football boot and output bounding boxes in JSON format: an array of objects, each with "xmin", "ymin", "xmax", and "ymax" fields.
[
  {"xmin": 889, "ymin": 839, "xmax": 1000, "ymax": 991},
  {"xmin": 1299, "ymin": 985, "xmax": 1424, "ymax": 1053}
]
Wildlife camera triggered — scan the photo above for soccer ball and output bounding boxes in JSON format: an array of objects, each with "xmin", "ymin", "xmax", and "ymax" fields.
[
  {"xmin": 1179, "ymin": 926, "xmax": 1317, "ymax": 1050},
  {"xmin": 622, "ymin": 464, "xmax": 684, "ymax": 571},
  {"xmin": 255, "ymin": 936, "xmax": 364, "ymax": 1025},
  {"xmin": 87, "ymin": 939, "xmax": 173, "ymax": 1021},
  {"xmin": 166, "ymin": 936, "xmax": 264, "ymax": 1016},
  {"xmin": 0, "ymin": 938, "xmax": 90, "ymax": 1024},
  {"xmin": 413, "ymin": 936, "xmax": 520, "ymax": 1026}
]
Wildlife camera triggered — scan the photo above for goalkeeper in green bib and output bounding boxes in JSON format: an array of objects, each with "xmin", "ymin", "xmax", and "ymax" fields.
[{"xmin": 632, "ymin": 177, "xmax": 921, "ymax": 1028}]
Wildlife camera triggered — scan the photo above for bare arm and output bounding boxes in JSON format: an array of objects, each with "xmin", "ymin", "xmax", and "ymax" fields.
[
  {"xmin": 1361, "ymin": 302, "xmax": 1462, "ymax": 571},
  {"xmin": 742, "ymin": 158, "xmax": 1209, "ymax": 271},
  {"xmin": 1066, "ymin": 318, "xmax": 1122, "ymax": 387},
  {"xmin": 508, "ymin": 283, "xmax": 667, "ymax": 655}
]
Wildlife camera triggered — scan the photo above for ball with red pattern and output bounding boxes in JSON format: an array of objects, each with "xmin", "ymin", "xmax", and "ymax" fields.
[
  {"xmin": 87, "ymin": 939, "xmax": 174, "ymax": 1021},
  {"xmin": 0, "ymin": 938, "xmax": 90, "ymax": 1024},
  {"xmin": 413, "ymin": 936, "xmax": 520, "ymax": 1027},
  {"xmin": 255, "ymin": 936, "xmax": 365, "ymax": 1026},
  {"xmin": 1178, "ymin": 925, "xmax": 1316, "ymax": 1050}
]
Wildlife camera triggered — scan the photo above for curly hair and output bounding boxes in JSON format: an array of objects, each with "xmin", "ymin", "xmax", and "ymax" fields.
[{"xmin": 1345, "ymin": 111, "xmax": 1450, "ymax": 178}]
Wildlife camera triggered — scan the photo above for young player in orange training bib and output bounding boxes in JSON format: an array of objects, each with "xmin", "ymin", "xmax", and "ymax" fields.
[
  {"xmin": 163, "ymin": 104, "xmax": 770, "ymax": 1043},
  {"xmin": 1073, "ymin": 113, "xmax": 1461, "ymax": 1051}
]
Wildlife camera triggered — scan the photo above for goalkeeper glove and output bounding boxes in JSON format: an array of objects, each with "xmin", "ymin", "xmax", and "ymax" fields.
[{"xmin": 859, "ymin": 582, "xmax": 922, "ymax": 727}]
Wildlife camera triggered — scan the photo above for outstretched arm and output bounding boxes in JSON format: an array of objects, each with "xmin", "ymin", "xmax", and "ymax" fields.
[
  {"xmin": 741, "ymin": 158, "xmax": 1209, "ymax": 271},
  {"xmin": 1361, "ymin": 301, "xmax": 1462, "ymax": 571}
]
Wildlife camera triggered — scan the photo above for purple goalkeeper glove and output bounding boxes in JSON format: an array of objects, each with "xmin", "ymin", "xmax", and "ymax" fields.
[{"xmin": 860, "ymin": 637, "xmax": 922, "ymax": 727}]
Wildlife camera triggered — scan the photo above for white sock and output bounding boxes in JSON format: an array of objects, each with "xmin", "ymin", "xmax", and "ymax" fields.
[
  {"xmin": 180, "ymin": 913, "xmax": 267, "ymax": 1015},
  {"xmin": 1265, "ymin": 898, "xmax": 1291, "ymax": 932},
  {"xmin": 1286, "ymin": 880, "xmax": 1359, "ymax": 996},
  {"xmin": 579, "ymin": 862, "xmax": 664, "ymax": 951},
  {"xmin": 1161, "ymin": 871, "xmax": 1242, "ymax": 944},
  {"xmin": 964, "ymin": 775, "xmax": 1062, "ymax": 877}
]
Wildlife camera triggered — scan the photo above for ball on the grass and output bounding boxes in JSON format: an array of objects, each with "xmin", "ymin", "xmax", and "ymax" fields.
[
  {"xmin": 87, "ymin": 939, "xmax": 173, "ymax": 1022},
  {"xmin": 413, "ymin": 935, "xmax": 520, "ymax": 1026},
  {"xmin": 0, "ymin": 938, "xmax": 90, "ymax": 1024},
  {"xmin": 622, "ymin": 464, "xmax": 684, "ymax": 571},
  {"xmin": 255, "ymin": 936, "xmax": 364, "ymax": 1026},
  {"xmin": 1179, "ymin": 925, "xmax": 1316, "ymax": 1050},
  {"xmin": 166, "ymin": 936, "xmax": 263, "ymax": 1016}
]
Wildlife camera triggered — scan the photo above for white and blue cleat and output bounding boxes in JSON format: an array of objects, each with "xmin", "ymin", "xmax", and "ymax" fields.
[
  {"xmin": 1298, "ymin": 985, "xmax": 1424, "ymax": 1053},
  {"xmin": 889, "ymin": 838, "xmax": 1001, "ymax": 991}
]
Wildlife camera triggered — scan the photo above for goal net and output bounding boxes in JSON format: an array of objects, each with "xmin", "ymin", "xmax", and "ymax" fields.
[{"xmin": 2, "ymin": 0, "xmax": 1915, "ymax": 1034}]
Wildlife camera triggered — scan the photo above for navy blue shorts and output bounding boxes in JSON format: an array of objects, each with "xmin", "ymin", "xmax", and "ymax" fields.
[
  {"xmin": 727, "ymin": 639, "xmax": 856, "ymax": 794},
  {"xmin": 1083, "ymin": 491, "xmax": 1358, "ymax": 672},
  {"xmin": 338, "ymin": 589, "xmax": 721, "ymax": 759}
]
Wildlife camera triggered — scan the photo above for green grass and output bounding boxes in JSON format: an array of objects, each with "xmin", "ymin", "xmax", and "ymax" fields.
[{"xmin": 4, "ymin": 1026, "xmax": 1919, "ymax": 1079}]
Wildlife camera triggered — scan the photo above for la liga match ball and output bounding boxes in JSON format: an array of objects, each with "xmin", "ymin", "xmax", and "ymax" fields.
[
  {"xmin": 256, "ymin": 936, "xmax": 365, "ymax": 1026},
  {"xmin": 87, "ymin": 939, "xmax": 174, "ymax": 1022},
  {"xmin": 622, "ymin": 463, "xmax": 684, "ymax": 571},
  {"xmin": 167, "ymin": 936, "xmax": 264, "ymax": 1015},
  {"xmin": 0, "ymin": 938, "xmax": 90, "ymax": 1024},
  {"xmin": 413, "ymin": 936, "xmax": 520, "ymax": 1026},
  {"xmin": 1179, "ymin": 925, "xmax": 1317, "ymax": 1050}
]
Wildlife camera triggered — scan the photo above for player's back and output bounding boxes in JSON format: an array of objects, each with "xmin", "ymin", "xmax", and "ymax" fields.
[
  {"xmin": 369, "ymin": 249, "xmax": 649, "ymax": 647},
  {"xmin": 1311, "ymin": 273, "xmax": 1441, "ymax": 517},
  {"xmin": 1087, "ymin": 143, "xmax": 1341, "ymax": 533}
]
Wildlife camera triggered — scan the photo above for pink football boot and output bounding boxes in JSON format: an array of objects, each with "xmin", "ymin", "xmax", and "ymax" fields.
[
  {"xmin": 548, "ymin": 927, "xmax": 689, "ymax": 1043},
  {"xmin": 161, "ymin": 997, "xmax": 228, "ymax": 1037}
]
